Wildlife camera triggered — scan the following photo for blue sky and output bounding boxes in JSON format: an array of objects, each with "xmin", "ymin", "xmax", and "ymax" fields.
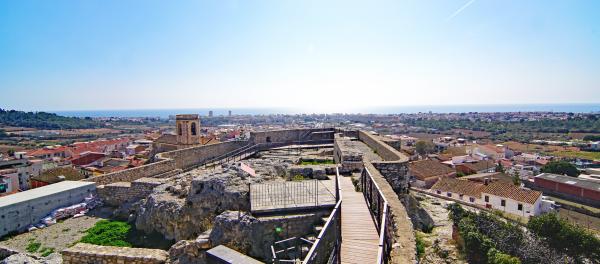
[{"xmin": 0, "ymin": 0, "xmax": 599, "ymax": 112}]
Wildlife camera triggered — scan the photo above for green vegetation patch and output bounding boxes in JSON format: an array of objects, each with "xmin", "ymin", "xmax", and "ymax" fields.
[
  {"xmin": 550, "ymin": 151, "xmax": 600, "ymax": 161},
  {"xmin": 40, "ymin": 247, "xmax": 55, "ymax": 257},
  {"xmin": 80, "ymin": 220, "xmax": 132, "ymax": 247},
  {"xmin": 299, "ymin": 159, "xmax": 334, "ymax": 165},
  {"xmin": 26, "ymin": 241, "xmax": 41, "ymax": 253},
  {"xmin": 541, "ymin": 160, "xmax": 580, "ymax": 176},
  {"xmin": 0, "ymin": 108, "xmax": 102, "ymax": 130}
]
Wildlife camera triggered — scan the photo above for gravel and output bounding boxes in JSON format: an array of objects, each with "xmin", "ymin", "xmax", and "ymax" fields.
[{"xmin": 0, "ymin": 208, "xmax": 111, "ymax": 257}]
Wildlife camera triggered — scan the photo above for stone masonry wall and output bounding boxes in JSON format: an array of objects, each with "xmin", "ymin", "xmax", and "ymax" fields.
[
  {"xmin": 373, "ymin": 162, "xmax": 410, "ymax": 195},
  {"xmin": 364, "ymin": 162, "xmax": 416, "ymax": 264},
  {"xmin": 86, "ymin": 141, "xmax": 247, "ymax": 186},
  {"xmin": 97, "ymin": 178, "xmax": 165, "ymax": 206},
  {"xmin": 250, "ymin": 128, "xmax": 334, "ymax": 144},
  {"xmin": 61, "ymin": 243, "xmax": 168, "ymax": 264},
  {"xmin": 86, "ymin": 159, "xmax": 176, "ymax": 185},
  {"xmin": 357, "ymin": 131, "xmax": 408, "ymax": 162},
  {"xmin": 160, "ymin": 141, "xmax": 248, "ymax": 170}
]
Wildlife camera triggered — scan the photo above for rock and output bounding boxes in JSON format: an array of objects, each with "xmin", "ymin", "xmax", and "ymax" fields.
[
  {"xmin": 135, "ymin": 163, "xmax": 269, "ymax": 241},
  {"xmin": 1, "ymin": 253, "xmax": 39, "ymax": 264}
]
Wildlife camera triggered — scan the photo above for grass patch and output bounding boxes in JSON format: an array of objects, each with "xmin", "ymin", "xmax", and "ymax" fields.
[
  {"xmin": 291, "ymin": 174, "xmax": 305, "ymax": 181},
  {"xmin": 415, "ymin": 232, "xmax": 426, "ymax": 259},
  {"xmin": 551, "ymin": 151, "xmax": 600, "ymax": 161},
  {"xmin": 299, "ymin": 159, "xmax": 334, "ymax": 165},
  {"xmin": 80, "ymin": 220, "xmax": 132, "ymax": 247},
  {"xmin": 26, "ymin": 241, "xmax": 41, "ymax": 253},
  {"xmin": 40, "ymin": 247, "xmax": 55, "ymax": 257}
]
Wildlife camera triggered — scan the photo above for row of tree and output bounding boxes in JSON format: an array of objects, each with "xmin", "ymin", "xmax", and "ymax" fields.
[
  {"xmin": 0, "ymin": 109, "xmax": 102, "ymax": 130},
  {"xmin": 404, "ymin": 117, "xmax": 600, "ymax": 134}
]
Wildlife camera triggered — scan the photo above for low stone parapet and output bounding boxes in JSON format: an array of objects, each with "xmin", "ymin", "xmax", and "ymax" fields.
[{"xmin": 61, "ymin": 243, "xmax": 168, "ymax": 264}]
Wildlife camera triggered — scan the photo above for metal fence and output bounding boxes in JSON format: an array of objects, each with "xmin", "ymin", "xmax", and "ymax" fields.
[
  {"xmin": 250, "ymin": 180, "xmax": 323, "ymax": 211},
  {"xmin": 302, "ymin": 167, "xmax": 342, "ymax": 264},
  {"xmin": 361, "ymin": 167, "xmax": 393, "ymax": 264}
]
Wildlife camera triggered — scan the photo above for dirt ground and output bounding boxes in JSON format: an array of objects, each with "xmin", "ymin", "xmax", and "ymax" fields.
[
  {"xmin": 0, "ymin": 208, "xmax": 111, "ymax": 257},
  {"xmin": 414, "ymin": 193, "xmax": 468, "ymax": 264}
]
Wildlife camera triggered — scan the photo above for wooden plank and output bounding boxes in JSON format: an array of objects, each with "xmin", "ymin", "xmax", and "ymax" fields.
[{"xmin": 339, "ymin": 176, "xmax": 380, "ymax": 264}]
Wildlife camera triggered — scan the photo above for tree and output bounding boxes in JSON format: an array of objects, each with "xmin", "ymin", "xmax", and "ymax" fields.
[
  {"xmin": 415, "ymin": 140, "xmax": 435, "ymax": 156},
  {"xmin": 540, "ymin": 161, "xmax": 580, "ymax": 177},
  {"xmin": 512, "ymin": 170, "xmax": 521, "ymax": 186},
  {"xmin": 528, "ymin": 213, "xmax": 600, "ymax": 262},
  {"xmin": 495, "ymin": 162, "xmax": 505, "ymax": 173}
]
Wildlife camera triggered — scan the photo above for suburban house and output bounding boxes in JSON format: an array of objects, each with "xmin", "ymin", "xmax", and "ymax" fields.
[
  {"xmin": 456, "ymin": 160, "xmax": 496, "ymax": 175},
  {"xmin": 460, "ymin": 172, "xmax": 513, "ymax": 184},
  {"xmin": 430, "ymin": 177, "xmax": 543, "ymax": 217},
  {"xmin": 408, "ymin": 159, "xmax": 456, "ymax": 188},
  {"xmin": 469, "ymin": 144, "xmax": 514, "ymax": 160}
]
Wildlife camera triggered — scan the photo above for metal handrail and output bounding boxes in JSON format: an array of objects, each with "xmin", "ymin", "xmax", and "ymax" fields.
[
  {"xmin": 362, "ymin": 167, "xmax": 392, "ymax": 264},
  {"xmin": 302, "ymin": 167, "xmax": 342, "ymax": 264}
]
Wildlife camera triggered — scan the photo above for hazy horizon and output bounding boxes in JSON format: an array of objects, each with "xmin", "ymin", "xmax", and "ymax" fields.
[{"xmin": 1, "ymin": 1, "xmax": 599, "ymax": 111}]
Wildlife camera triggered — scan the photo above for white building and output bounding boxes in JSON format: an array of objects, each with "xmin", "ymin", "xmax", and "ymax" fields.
[{"xmin": 430, "ymin": 177, "xmax": 544, "ymax": 217}]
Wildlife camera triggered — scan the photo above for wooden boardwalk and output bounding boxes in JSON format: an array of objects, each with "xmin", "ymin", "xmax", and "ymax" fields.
[{"xmin": 339, "ymin": 176, "xmax": 380, "ymax": 264}]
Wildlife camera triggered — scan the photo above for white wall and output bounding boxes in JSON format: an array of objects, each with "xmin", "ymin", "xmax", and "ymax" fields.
[{"xmin": 481, "ymin": 193, "xmax": 542, "ymax": 217}]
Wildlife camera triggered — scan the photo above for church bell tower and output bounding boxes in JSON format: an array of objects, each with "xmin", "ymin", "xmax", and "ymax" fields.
[{"xmin": 176, "ymin": 114, "xmax": 201, "ymax": 145}]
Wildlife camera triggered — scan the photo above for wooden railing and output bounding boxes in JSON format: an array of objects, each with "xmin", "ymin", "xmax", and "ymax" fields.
[
  {"xmin": 302, "ymin": 167, "xmax": 342, "ymax": 264},
  {"xmin": 361, "ymin": 167, "xmax": 392, "ymax": 264}
]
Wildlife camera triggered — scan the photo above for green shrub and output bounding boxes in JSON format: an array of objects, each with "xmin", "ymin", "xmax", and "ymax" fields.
[
  {"xmin": 415, "ymin": 232, "xmax": 426, "ymax": 259},
  {"xmin": 26, "ymin": 241, "xmax": 41, "ymax": 253},
  {"xmin": 40, "ymin": 247, "xmax": 55, "ymax": 257},
  {"xmin": 291, "ymin": 175, "xmax": 305, "ymax": 181},
  {"xmin": 528, "ymin": 213, "xmax": 600, "ymax": 261},
  {"xmin": 80, "ymin": 220, "xmax": 132, "ymax": 247},
  {"xmin": 487, "ymin": 248, "xmax": 521, "ymax": 264}
]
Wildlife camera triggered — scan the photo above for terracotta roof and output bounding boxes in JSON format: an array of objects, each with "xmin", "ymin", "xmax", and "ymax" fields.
[
  {"xmin": 409, "ymin": 160, "xmax": 455, "ymax": 180},
  {"xmin": 431, "ymin": 177, "xmax": 542, "ymax": 204},
  {"xmin": 482, "ymin": 181, "xmax": 542, "ymax": 204},
  {"xmin": 462, "ymin": 160, "xmax": 495, "ymax": 172},
  {"xmin": 430, "ymin": 177, "xmax": 485, "ymax": 197}
]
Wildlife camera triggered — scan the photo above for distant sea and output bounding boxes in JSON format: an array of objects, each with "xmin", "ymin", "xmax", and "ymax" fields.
[{"xmin": 53, "ymin": 104, "xmax": 600, "ymax": 118}]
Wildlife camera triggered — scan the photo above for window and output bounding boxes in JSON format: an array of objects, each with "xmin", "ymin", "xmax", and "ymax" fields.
[
  {"xmin": 459, "ymin": 194, "xmax": 464, "ymax": 199},
  {"xmin": 469, "ymin": 197, "xmax": 475, "ymax": 203},
  {"xmin": 518, "ymin": 204, "xmax": 523, "ymax": 211},
  {"xmin": 446, "ymin": 192, "xmax": 452, "ymax": 197},
  {"xmin": 484, "ymin": 195, "xmax": 489, "ymax": 202},
  {"xmin": 191, "ymin": 123, "xmax": 197, "ymax": 136},
  {"xmin": 436, "ymin": 190, "xmax": 441, "ymax": 194},
  {"xmin": 178, "ymin": 124, "xmax": 182, "ymax": 136},
  {"xmin": 501, "ymin": 200, "xmax": 506, "ymax": 206}
]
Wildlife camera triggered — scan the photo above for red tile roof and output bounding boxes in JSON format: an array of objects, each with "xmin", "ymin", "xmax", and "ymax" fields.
[
  {"xmin": 483, "ymin": 181, "xmax": 542, "ymax": 204},
  {"xmin": 409, "ymin": 160, "xmax": 455, "ymax": 180},
  {"xmin": 430, "ymin": 177, "xmax": 485, "ymax": 197}
]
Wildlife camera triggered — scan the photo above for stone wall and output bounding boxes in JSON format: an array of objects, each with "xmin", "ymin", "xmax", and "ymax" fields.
[
  {"xmin": 209, "ymin": 210, "xmax": 328, "ymax": 261},
  {"xmin": 250, "ymin": 128, "xmax": 334, "ymax": 144},
  {"xmin": 160, "ymin": 141, "xmax": 248, "ymax": 170},
  {"xmin": 86, "ymin": 159, "xmax": 176, "ymax": 186},
  {"xmin": 97, "ymin": 178, "xmax": 165, "ymax": 207},
  {"xmin": 372, "ymin": 162, "xmax": 410, "ymax": 195},
  {"xmin": 0, "ymin": 245, "xmax": 18, "ymax": 260},
  {"xmin": 86, "ymin": 141, "xmax": 247, "ymax": 186},
  {"xmin": 357, "ymin": 131, "xmax": 408, "ymax": 162},
  {"xmin": 61, "ymin": 243, "xmax": 168, "ymax": 264},
  {"xmin": 364, "ymin": 162, "xmax": 416, "ymax": 264}
]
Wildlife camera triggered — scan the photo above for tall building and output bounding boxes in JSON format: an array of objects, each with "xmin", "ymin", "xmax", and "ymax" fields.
[
  {"xmin": 208, "ymin": 111, "xmax": 213, "ymax": 117},
  {"xmin": 228, "ymin": 110, "xmax": 232, "ymax": 117}
]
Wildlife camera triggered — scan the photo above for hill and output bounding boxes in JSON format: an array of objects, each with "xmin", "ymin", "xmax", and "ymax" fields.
[{"xmin": 0, "ymin": 109, "xmax": 103, "ymax": 130}]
